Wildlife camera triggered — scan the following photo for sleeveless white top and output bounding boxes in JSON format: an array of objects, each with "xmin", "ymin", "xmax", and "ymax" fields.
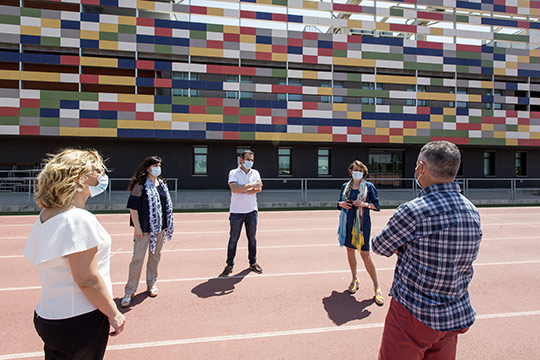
[{"xmin": 23, "ymin": 208, "xmax": 112, "ymax": 320}]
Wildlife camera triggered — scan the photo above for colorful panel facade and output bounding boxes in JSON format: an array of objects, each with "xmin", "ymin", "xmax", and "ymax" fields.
[{"xmin": 0, "ymin": 0, "xmax": 539, "ymax": 146}]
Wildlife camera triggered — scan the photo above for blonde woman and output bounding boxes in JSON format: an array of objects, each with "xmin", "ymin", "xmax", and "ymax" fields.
[
  {"xmin": 23, "ymin": 149, "xmax": 125, "ymax": 359},
  {"xmin": 337, "ymin": 160, "xmax": 384, "ymax": 305}
]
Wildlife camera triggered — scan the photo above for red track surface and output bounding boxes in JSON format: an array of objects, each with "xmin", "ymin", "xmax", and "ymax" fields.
[{"xmin": 1, "ymin": 208, "xmax": 540, "ymax": 359}]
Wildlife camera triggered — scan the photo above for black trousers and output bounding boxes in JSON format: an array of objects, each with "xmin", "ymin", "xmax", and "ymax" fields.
[{"xmin": 33, "ymin": 309, "xmax": 110, "ymax": 360}]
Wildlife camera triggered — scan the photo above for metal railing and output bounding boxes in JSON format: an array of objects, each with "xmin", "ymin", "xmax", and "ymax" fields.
[{"xmin": 1, "ymin": 176, "xmax": 539, "ymax": 207}]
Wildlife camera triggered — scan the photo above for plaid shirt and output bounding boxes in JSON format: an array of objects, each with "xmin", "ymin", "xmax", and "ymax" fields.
[{"xmin": 372, "ymin": 182, "xmax": 482, "ymax": 331}]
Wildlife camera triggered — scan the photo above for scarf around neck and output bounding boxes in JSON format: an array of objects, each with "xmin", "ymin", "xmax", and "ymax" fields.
[
  {"xmin": 337, "ymin": 180, "xmax": 368, "ymax": 246},
  {"xmin": 144, "ymin": 177, "xmax": 174, "ymax": 253}
]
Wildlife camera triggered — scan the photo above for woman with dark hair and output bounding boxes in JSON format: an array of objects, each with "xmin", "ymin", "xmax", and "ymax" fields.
[
  {"xmin": 337, "ymin": 160, "xmax": 384, "ymax": 305},
  {"xmin": 120, "ymin": 156, "xmax": 175, "ymax": 308}
]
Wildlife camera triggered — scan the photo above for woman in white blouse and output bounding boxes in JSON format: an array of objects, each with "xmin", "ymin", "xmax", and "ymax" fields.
[{"xmin": 23, "ymin": 149, "xmax": 125, "ymax": 359}]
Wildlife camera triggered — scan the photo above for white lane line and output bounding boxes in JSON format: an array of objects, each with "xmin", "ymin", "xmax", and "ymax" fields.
[
  {"xmin": 0, "ymin": 227, "xmax": 337, "ymax": 240},
  {"xmin": 0, "ymin": 217, "xmax": 340, "ymax": 227},
  {"xmin": 0, "ymin": 243, "xmax": 336, "ymax": 259},
  {"xmin": 1, "ymin": 309, "xmax": 539, "ymax": 359},
  {"xmin": 2, "ymin": 259, "xmax": 540, "ymax": 292},
  {"xmin": 3, "ymin": 235, "xmax": 540, "ymax": 259},
  {"xmin": 110, "ymin": 248, "xmax": 122, "ymax": 258}
]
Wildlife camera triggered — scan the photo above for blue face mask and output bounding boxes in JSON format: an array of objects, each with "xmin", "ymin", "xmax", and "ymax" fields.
[
  {"xmin": 352, "ymin": 171, "xmax": 363, "ymax": 181},
  {"xmin": 243, "ymin": 160, "xmax": 253, "ymax": 170},
  {"xmin": 150, "ymin": 166, "xmax": 161, "ymax": 177},
  {"xmin": 89, "ymin": 174, "xmax": 109, "ymax": 197}
]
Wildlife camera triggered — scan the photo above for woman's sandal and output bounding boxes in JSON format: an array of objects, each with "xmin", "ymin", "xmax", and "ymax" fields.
[
  {"xmin": 374, "ymin": 288, "xmax": 385, "ymax": 306},
  {"xmin": 348, "ymin": 278, "xmax": 359, "ymax": 294},
  {"xmin": 120, "ymin": 294, "xmax": 133, "ymax": 308}
]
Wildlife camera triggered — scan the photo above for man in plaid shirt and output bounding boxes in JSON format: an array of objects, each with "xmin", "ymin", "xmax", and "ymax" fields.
[{"xmin": 373, "ymin": 141, "xmax": 482, "ymax": 360}]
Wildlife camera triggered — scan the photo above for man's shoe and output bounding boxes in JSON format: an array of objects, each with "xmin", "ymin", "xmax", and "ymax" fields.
[
  {"xmin": 249, "ymin": 263, "xmax": 263, "ymax": 274},
  {"xmin": 220, "ymin": 265, "xmax": 233, "ymax": 277}
]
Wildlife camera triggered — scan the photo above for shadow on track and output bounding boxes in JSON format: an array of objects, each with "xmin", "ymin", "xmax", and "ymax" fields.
[
  {"xmin": 115, "ymin": 292, "xmax": 149, "ymax": 314},
  {"xmin": 322, "ymin": 290, "xmax": 374, "ymax": 325},
  {"xmin": 191, "ymin": 269, "xmax": 251, "ymax": 298}
]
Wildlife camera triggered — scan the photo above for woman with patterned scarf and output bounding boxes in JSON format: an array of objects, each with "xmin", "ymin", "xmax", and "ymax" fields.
[
  {"xmin": 121, "ymin": 156, "xmax": 175, "ymax": 308},
  {"xmin": 337, "ymin": 160, "xmax": 384, "ymax": 305}
]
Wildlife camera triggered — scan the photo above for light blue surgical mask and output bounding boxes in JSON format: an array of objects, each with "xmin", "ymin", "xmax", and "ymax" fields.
[
  {"xmin": 352, "ymin": 171, "xmax": 364, "ymax": 181},
  {"xmin": 89, "ymin": 174, "xmax": 109, "ymax": 197},
  {"xmin": 243, "ymin": 160, "xmax": 253, "ymax": 170},
  {"xmin": 415, "ymin": 162, "xmax": 425, "ymax": 189},
  {"xmin": 150, "ymin": 166, "xmax": 161, "ymax": 177}
]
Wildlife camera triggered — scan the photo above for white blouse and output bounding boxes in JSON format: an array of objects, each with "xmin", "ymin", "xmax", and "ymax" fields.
[{"xmin": 23, "ymin": 208, "xmax": 113, "ymax": 320}]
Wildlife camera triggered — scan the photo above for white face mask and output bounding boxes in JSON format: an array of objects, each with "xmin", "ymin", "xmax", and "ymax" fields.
[
  {"xmin": 352, "ymin": 171, "xmax": 364, "ymax": 181},
  {"xmin": 415, "ymin": 162, "xmax": 425, "ymax": 189},
  {"xmin": 88, "ymin": 174, "xmax": 109, "ymax": 197},
  {"xmin": 150, "ymin": 166, "xmax": 161, "ymax": 177},
  {"xmin": 243, "ymin": 160, "xmax": 253, "ymax": 170}
]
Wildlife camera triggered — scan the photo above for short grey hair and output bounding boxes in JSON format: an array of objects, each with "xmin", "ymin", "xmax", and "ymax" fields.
[{"xmin": 418, "ymin": 141, "xmax": 461, "ymax": 180}]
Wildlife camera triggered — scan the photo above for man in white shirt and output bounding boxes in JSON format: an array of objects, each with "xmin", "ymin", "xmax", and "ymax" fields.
[{"xmin": 220, "ymin": 150, "xmax": 263, "ymax": 277}]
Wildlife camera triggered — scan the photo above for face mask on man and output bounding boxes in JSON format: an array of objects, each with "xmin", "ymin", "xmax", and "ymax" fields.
[
  {"xmin": 243, "ymin": 160, "xmax": 253, "ymax": 170},
  {"xmin": 352, "ymin": 171, "xmax": 364, "ymax": 181},
  {"xmin": 415, "ymin": 162, "xmax": 425, "ymax": 189},
  {"xmin": 88, "ymin": 174, "xmax": 109, "ymax": 197},
  {"xmin": 150, "ymin": 166, "xmax": 161, "ymax": 177}
]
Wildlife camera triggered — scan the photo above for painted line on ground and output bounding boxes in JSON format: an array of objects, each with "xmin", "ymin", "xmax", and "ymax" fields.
[
  {"xmin": 3, "ymin": 233, "xmax": 540, "ymax": 258},
  {"xmin": 2, "ymin": 259, "xmax": 540, "ymax": 292},
  {"xmin": 2, "ymin": 235, "xmax": 539, "ymax": 259},
  {"xmin": 1, "ymin": 309, "xmax": 539, "ymax": 359}
]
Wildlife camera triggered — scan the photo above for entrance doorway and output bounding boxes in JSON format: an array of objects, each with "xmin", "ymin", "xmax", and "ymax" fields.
[{"xmin": 368, "ymin": 150, "xmax": 404, "ymax": 187}]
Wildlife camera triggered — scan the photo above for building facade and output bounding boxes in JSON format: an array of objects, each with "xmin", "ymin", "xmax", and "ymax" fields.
[{"xmin": 0, "ymin": 0, "xmax": 539, "ymax": 188}]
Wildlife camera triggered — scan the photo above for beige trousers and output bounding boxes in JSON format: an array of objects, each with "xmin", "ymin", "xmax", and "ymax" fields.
[{"xmin": 124, "ymin": 230, "xmax": 165, "ymax": 296}]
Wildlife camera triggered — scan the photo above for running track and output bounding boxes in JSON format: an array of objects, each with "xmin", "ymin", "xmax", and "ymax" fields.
[{"xmin": 1, "ymin": 207, "xmax": 539, "ymax": 359}]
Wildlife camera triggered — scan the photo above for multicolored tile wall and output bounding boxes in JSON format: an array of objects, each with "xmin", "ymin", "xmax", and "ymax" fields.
[{"xmin": 0, "ymin": 0, "xmax": 539, "ymax": 146}]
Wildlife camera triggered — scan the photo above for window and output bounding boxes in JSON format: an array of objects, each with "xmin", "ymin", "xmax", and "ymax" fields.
[
  {"xmin": 457, "ymin": 102, "xmax": 468, "ymax": 108},
  {"xmin": 493, "ymin": 103, "xmax": 502, "ymax": 110},
  {"xmin": 457, "ymin": 87, "xmax": 468, "ymax": 94},
  {"xmin": 406, "ymin": 85, "xmax": 416, "ymax": 92},
  {"xmin": 376, "ymin": 83, "xmax": 384, "ymax": 90},
  {"xmin": 334, "ymin": 81, "xmax": 344, "ymax": 88},
  {"xmin": 289, "ymin": 78, "xmax": 302, "ymax": 86},
  {"xmin": 240, "ymin": 75, "xmax": 252, "ymax": 83},
  {"xmin": 406, "ymin": 99, "xmax": 416, "ymax": 106},
  {"xmin": 278, "ymin": 78, "xmax": 287, "ymax": 85},
  {"xmin": 278, "ymin": 93, "xmax": 286, "ymax": 101},
  {"xmin": 362, "ymin": 82, "xmax": 374, "ymax": 90},
  {"xmin": 418, "ymin": 85, "xmax": 428, "ymax": 92},
  {"xmin": 368, "ymin": 150, "xmax": 404, "ymax": 187},
  {"xmin": 240, "ymin": 92, "xmax": 252, "ymax": 99},
  {"xmin": 376, "ymin": 98, "xmax": 383, "ymax": 105},
  {"xmin": 226, "ymin": 75, "xmax": 239, "ymax": 82},
  {"xmin": 418, "ymin": 100, "xmax": 428, "ymax": 107},
  {"xmin": 288, "ymin": 94, "xmax": 302, "ymax": 101},
  {"xmin": 321, "ymin": 80, "xmax": 331, "ymax": 87},
  {"xmin": 226, "ymin": 91, "xmax": 238, "ymax": 99},
  {"xmin": 483, "ymin": 151, "xmax": 495, "ymax": 176},
  {"xmin": 193, "ymin": 146, "xmax": 208, "ymax": 175},
  {"xmin": 318, "ymin": 148, "xmax": 330, "ymax": 176},
  {"xmin": 278, "ymin": 148, "xmax": 291, "ymax": 175},
  {"xmin": 333, "ymin": 96, "xmax": 344, "ymax": 103},
  {"xmin": 362, "ymin": 97, "xmax": 374, "ymax": 104},
  {"xmin": 321, "ymin": 95, "xmax": 331, "ymax": 103},
  {"xmin": 173, "ymin": 88, "xmax": 189, "ymax": 97},
  {"xmin": 516, "ymin": 152, "xmax": 527, "ymax": 176}
]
